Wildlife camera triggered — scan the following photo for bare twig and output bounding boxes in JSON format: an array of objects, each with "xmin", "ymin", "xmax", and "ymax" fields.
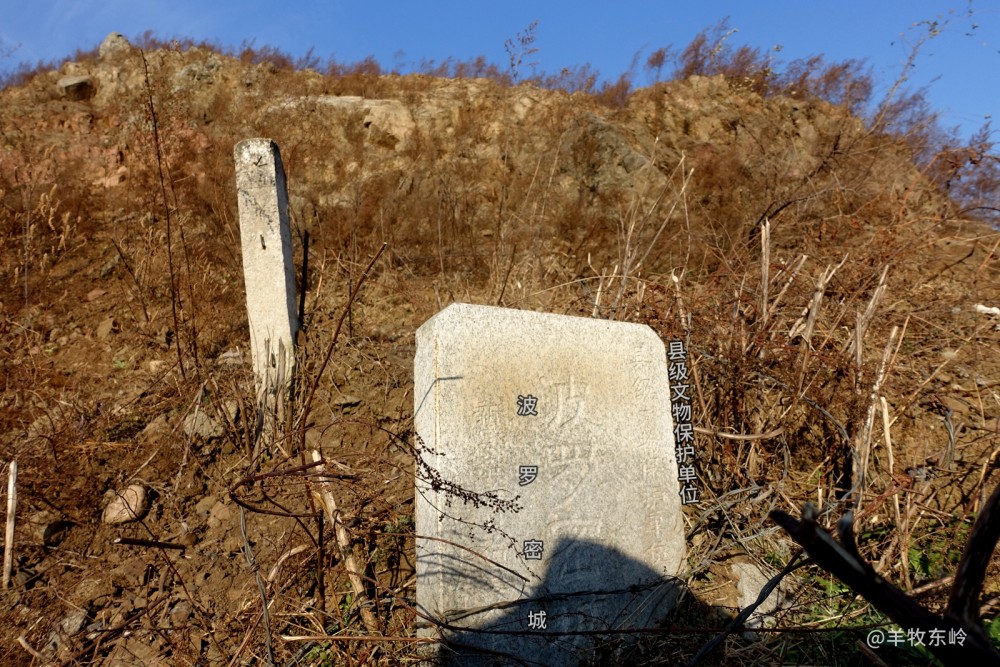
[
  {"xmin": 759, "ymin": 218, "xmax": 770, "ymax": 328},
  {"xmin": 846, "ymin": 264, "xmax": 889, "ymax": 358},
  {"xmin": 239, "ymin": 504, "xmax": 275, "ymax": 666},
  {"xmin": 789, "ymin": 254, "xmax": 848, "ymax": 347},
  {"xmin": 766, "ymin": 254, "xmax": 807, "ymax": 324},
  {"xmin": 267, "ymin": 544, "xmax": 308, "ymax": 584},
  {"xmin": 298, "ymin": 243, "xmax": 386, "ymax": 438},
  {"xmin": 3, "ymin": 460, "xmax": 15, "ymax": 589},
  {"xmin": 174, "ymin": 381, "xmax": 207, "ymax": 493},
  {"xmin": 877, "ymin": 396, "xmax": 909, "ymax": 590},
  {"xmin": 693, "ymin": 426, "xmax": 783, "ymax": 441},
  {"xmin": 280, "ymin": 634, "xmax": 434, "ymax": 643},
  {"xmin": 139, "ymin": 49, "xmax": 185, "ymax": 379},
  {"xmin": 17, "ymin": 635, "xmax": 48, "ymax": 661},
  {"xmin": 112, "ymin": 537, "xmax": 185, "ymax": 551},
  {"xmin": 608, "ymin": 155, "xmax": 692, "ymax": 318}
]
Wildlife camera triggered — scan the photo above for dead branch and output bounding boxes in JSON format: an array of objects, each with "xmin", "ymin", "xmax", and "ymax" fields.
[
  {"xmin": 310, "ymin": 450, "xmax": 380, "ymax": 634},
  {"xmin": 771, "ymin": 491, "xmax": 1000, "ymax": 665},
  {"xmin": 3, "ymin": 460, "xmax": 16, "ymax": 590},
  {"xmin": 947, "ymin": 481, "xmax": 1000, "ymax": 637}
]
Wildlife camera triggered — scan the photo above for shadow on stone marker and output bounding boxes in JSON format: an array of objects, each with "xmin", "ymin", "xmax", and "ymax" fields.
[{"xmin": 428, "ymin": 536, "xmax": 685, "ymax": 666}]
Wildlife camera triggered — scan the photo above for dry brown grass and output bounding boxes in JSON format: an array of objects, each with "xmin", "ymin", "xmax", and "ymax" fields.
[{"xmin": 0, "ymin": 25, "xmax": 997, "ymax": 665}]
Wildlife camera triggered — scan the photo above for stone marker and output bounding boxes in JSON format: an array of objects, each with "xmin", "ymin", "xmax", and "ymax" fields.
[
  {"xmin": 234, "ymin": 139, "xmax": 299, "ymax": 413},
  {"xmin": 414, "ymin": 304, "xmax": 685, "ymax": 665}
]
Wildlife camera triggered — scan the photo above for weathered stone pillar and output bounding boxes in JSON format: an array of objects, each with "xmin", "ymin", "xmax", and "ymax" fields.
[{"xmin": 234, "ymin": 139, "xmax": 299, "ymax": 429}]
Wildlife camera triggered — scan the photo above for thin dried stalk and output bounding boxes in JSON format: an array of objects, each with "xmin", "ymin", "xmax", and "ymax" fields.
[
  {"xmin": 880, "ymin": 397, "xmax": 909, "ymax": 591},
  {"xmin": 767, "ymin": 254, "xmax": 807, "ymax": 322},
  {"xmin": 3, "ymin": 460, "xmax": 15, "ymax": 589},
  {"xmin": 856, "ymin": 326, "xmax": 900, "ymax": 513},
  {"xmin": 140, "ymin": 49, "xmax": 185, "ymax": 380},
  {"xmin": 760, "ymin": 218, "xmax": 770, "ymax": 328},
  {"xmin": 238, "ymin": 504, "xmax": 274, "ymax": 666},
  {"xmin": 16, "ymin": 636, "xmax": 47, "ymax": 661},
  {"xmin": 671, "ymin": 272, "xmax": 708, "ymax": 418},
  {"xmin": 310, "ymin": 450, "xmax": 379, "ymax": 634},
  {"xmin": 693, "ymin": 426, "xmax": 784, "ymax": 441},
  {"xmin": 789, "ymin": 254, "xmax": 848, "ymax": 347},
  {"xmin": 846, "ymin": 264, "xmax": 889, "ymax": 357},
  {"xmin": 281, "ymin": 634, "xmax": 433, "ymax": 643},
  {"xmin": 608, "ymin": 156, "xmax": 692, "ymax": 318}
]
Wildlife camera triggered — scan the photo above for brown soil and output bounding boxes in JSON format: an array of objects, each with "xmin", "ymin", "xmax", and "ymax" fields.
[{"xmin": 1, "ymin": 37, "xmax": 998, "ymax": 666}]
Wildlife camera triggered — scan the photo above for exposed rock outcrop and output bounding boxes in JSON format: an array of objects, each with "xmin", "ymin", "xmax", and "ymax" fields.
[
  {"xmin": 57, "ymin": 75, "xmax": 95, "ymax": 100},
  {"xmin": 98, "ymin": 32, "xmax": 131, "ymax": 60}
]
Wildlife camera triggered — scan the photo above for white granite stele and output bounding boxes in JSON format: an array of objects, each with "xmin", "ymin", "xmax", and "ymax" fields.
[
  {"xmin": 415, "ymin": 304, "xmax": 685, "ymax": 666},
  {"xmin": 234, "ymin": 139, "xmax": 299, "ymax": 409}
]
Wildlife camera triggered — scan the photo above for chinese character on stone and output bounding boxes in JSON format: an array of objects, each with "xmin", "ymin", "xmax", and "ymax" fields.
[
  {"xmin": 668, "ymin": 362, "xmax": 689, "ymax": 382},
  {"xmin": 680, "ymin": 485, "xmax": 699, "ymax": 505},
  {"xmin": 675, "ymin": 444, "xmax": 695, "ymax": 464},
  {"xmin": 670, "ymin": 384, "xmax": 690, "ymax": 404},
  {"xmin": 517, "ymin": 394, "xmax": 538, "ymax": 416},
  {"xmin": 523, "ymin": 539, "xmax": 544, "ymax": 560},
  {"xmin": 674, "ymin": 422, "xmax": 695, "ymax": 444},
  {"xmin": 546, "ymin": 377, "xmax": 590, "ymax": 428},
  {"xmin": 678, "ymin": 464, "xmax": 697, "ymax": 483},
  {"xmin": 518, "ymin": 465, "xmax": 538, "ymax": 486},
  {"xmin": 671, "ymin": 402, "xmax": 692, "ymax": 423},
  {"xmin": 527, "ymin": 609, "xmax": 547, "ymax": 630}
]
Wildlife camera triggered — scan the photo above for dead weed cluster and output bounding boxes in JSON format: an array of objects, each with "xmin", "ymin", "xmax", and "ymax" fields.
[{"xmin": 0, "ymin": 24, "xmax": 997, "ymax": 666}]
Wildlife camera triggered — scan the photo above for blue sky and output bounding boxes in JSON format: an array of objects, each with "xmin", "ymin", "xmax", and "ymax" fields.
[{"xmin": 2, "ymin": 1, "xmax": 997, "ymax": 141}]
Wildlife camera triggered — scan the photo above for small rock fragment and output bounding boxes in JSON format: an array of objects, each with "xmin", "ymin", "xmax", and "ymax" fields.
[
  {"xmin": 170, "ymin": 600, "xmax": 193, "ymax": 624},
  {"xmin": 206, "ymin": 501, "xmax": 232, "ymax": 529},
  {"xmin": 218, "ymin": 400, "xmax": 240, "ymax": 424},
  {"xmin": 334, "ymin": 394, "xmax": 361, "ymax": 407},
  {"xmin": 194, "ymin": 495, "xmax": 217, "ymax": 518},
  {"xmin": 102, "ymin": 484, "xmax": 149, "ymax": 524},
  {"xmin": 974, "ymin": 303, "xmax": 1000, "ymax": 317},
  {"xmin": 215, "ymin": 348, "xmax": 242, "ymax": 367},
  {"xmin": 61, "ymin": 608, "xmax": 89, "ymax": 636},
  {"xmin": 96, "ymin": 317, "xmax": 117, "ymax": 339},
  {"xmin": 74, "ymin": 576, "xmax": 115, "ymax": 607},
  {"xmin": 183, "ymin": 412, "xmax": 224, "ymax": 441}
]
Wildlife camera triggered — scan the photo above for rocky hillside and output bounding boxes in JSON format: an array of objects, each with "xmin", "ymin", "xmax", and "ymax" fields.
[{"xmin": 1, "ymin": 32, "xmax": 998, "ymax": 665}]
